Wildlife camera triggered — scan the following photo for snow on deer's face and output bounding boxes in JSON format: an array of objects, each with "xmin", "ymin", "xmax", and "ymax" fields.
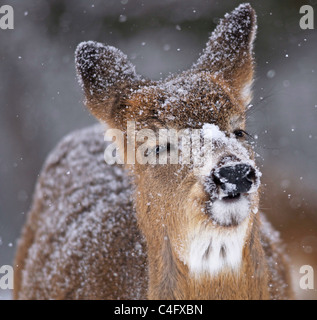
[
  {"xmin": 125, "ymin": 70, "xmax": 261, "ymax": 225},
  {"xmin": 76, "ymin": 4, "xmax": 259, "ymax": 276}
]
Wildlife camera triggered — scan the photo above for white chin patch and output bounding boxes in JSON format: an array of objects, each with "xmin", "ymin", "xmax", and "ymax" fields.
[
  {"xmin": 209, "ymin": 196, "xmax": 250, "ymax": 227},
  {"xmin": 183, "ymin": 196, "xmax": 250, "ymax": 277},
  {"xmin": 187, "ymin": 218, "xmax": 249, "ymax": 277}
]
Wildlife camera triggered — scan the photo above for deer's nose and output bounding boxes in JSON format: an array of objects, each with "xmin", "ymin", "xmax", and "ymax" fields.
[{"xmin": 214, "ymin": 164, "xmax": 256, "ymax": 196}]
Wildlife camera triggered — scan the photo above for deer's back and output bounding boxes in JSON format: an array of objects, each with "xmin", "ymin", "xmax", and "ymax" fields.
[{"xmin": 14, "ymin": 124, "xmax": 147, "ymax": 300}]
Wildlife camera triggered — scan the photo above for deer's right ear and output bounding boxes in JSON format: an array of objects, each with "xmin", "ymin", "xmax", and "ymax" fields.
[
  {"xmin": 194, "ymin": 4, "xmax": 257, "ymax": 105},
  {"xmin": 75, "ymin": 41, "xmax": 141, "ymax": 124}
]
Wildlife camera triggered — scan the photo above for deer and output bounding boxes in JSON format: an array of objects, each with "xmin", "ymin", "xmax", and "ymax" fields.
[{"xmin": 14, "ymin": 4, "xmax": 293, "ymax": 300}]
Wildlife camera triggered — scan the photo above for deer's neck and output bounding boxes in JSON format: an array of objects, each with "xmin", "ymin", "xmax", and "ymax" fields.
[{"xmin": 146, "ymin": 216, "xmax": 270, "ymax": 300}]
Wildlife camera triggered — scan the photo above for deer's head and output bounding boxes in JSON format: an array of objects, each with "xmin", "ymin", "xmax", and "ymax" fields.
[{"xmin": 76, "ymin": 4, "xmax": 260, "ymax": 279}]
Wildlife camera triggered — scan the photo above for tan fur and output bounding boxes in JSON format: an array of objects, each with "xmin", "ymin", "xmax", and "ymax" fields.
[{"xmin": 14, "ymin": 4, "xmax": 293, "ymax": 300}]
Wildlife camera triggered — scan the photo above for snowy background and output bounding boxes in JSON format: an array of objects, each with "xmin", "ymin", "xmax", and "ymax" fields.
[{"xmin": 0, "ymin": 0, "xmax": 316, "ymax": 299}]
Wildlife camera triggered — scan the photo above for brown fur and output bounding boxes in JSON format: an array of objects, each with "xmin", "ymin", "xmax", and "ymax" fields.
[{"xmin": 14, "ymin": 4, "xmax": 293, "ymax": 300}]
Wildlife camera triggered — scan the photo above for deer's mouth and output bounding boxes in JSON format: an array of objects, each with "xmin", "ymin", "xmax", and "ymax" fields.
[
  {"xmin": 201, "ymin": 161, "xmax": 261, "ymax": 226},
  {"xmin": 206, "ymin": 192, "xmax": 250, "ymax": 227},
  {"xmin": 221, "ymin": 193, "xmax": 241, "ymax": 203}
]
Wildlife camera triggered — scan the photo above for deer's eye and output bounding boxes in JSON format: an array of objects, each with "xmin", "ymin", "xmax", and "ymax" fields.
[
  {"xmin": 233, "ymin": 129, "xmax": 249, "ymax": 138},
  {"xmin": 155, "ymin": 143, "xmax": 171, "ymax": 154}
]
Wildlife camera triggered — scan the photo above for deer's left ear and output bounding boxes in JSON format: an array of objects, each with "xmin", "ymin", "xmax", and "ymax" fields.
[
  {"xmin": 194, "ymin": 3, "xmax": 257, "ymax": 105},
  {"xmin": 75, "ymin": 41, "xmax": 143, "ymax": 127}
]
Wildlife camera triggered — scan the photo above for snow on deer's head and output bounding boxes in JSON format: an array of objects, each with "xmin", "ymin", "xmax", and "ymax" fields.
[{"xmin": 75, "ymin": 4, "xmax": 260, "ymax": 278}]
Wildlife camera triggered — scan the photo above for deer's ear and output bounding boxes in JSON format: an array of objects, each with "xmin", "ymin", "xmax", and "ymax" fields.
[
  {"xmin": 75, "ymin": 41, "xmax": 142, "ymax": 124},
  {"xmin": 194, "ymin": 3, "xmax": 257, "ymax": 105}
]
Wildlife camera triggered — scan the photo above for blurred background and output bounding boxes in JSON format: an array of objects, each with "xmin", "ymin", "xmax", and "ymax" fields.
[{"xmin": 0, "ymin": 0, "xmax": 316, "ymax": 299}]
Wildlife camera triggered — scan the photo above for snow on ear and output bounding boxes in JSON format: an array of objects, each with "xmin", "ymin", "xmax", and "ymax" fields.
[
  {"xmin": 75, "ymin": 41, "xmax": 141, "ymax": 122},
  {"xmin": 194, "ymin": 3, "xmax": 257, "ymax": 105}
]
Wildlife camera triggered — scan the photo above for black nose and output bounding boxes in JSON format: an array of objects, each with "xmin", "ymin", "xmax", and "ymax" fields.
[{"xmin": 214, "ymin": 164, "xmax": 255, "ymax": 196}]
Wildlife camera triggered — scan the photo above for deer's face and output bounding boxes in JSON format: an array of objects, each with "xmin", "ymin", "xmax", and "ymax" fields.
[
  {"xmin": 76, "ymin": 4, "xmax": 259, "ymax": 276},
  {"xmin": 126, "ymin": 71, "xmax": 260, "ymax": 225}
]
